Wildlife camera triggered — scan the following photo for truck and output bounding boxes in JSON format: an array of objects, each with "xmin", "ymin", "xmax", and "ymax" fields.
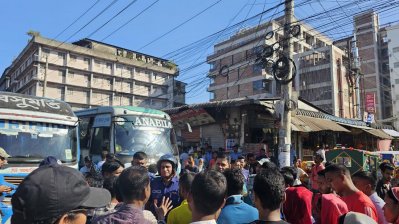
[{"xmin": 0, "ymin": 92, "xmax": 80, "ymax": 223}]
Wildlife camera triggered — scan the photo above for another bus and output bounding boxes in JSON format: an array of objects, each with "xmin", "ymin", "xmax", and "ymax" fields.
[
  {"xmin": 75, "ymin": 106, "xmax": 178, "ymax": 166},
  {"xmin": 0, "ymin": 92, "xmax": 80, "ymax": 222}
]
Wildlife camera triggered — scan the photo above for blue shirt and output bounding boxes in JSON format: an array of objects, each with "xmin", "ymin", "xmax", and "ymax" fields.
[
  {"xmin": 149, "ymin": 176, "xmax": 180, "ymax": 214},
  {"xmin": 217, "ymin": 195, "xmax": 258, "ymax": 224},
  {"xmin": 230, "ymin": 152, "xmax": 241, "ymax": 161}
]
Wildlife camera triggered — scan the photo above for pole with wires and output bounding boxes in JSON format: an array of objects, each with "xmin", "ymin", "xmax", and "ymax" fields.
[{"xmin": 279, "ymin": 0, "xmax": 294, "ymax": 168}]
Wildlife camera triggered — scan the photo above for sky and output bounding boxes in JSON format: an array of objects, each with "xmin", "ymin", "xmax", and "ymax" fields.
[{"xmin": 1, "ymin": 0, "xmax": 398, "ymax": 104}]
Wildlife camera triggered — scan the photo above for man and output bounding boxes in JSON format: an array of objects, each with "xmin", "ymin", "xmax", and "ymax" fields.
[
  {"xmin": 102, "ymin": 160, "xmax": 124, "ymax": 179},
  {"xmin": 230, "ymin": 145, "xmax": 241, "ymax": 161},
  {"xmin": 132, "ymin": 151, "xmax": 149, "ymax": 167},
  {"xmin": 167, "ymin": 172, "xmax": 195, "ymax": 224},
  {"xmin": 80, "ymin": 156, "xmax": 98, "ymax": 174},
  {"xmin": 311, "ymin": 153, "xmax": 325, "ymax": 192},
  {"xmin": 256, "ymin": 148, "xmax": 267, "ymax": 161},
  {"xmin": 12, "ymin": 164, "xmax": 111, "ymax": 224},
  {"xmin": 97, "ymin": 150, "xmax": 108, "ymax": 170},
  {"xmin": 148, "ymin": 154, "xmax": 180, "ymax": 215},
  {"xmin": 281, "ymin": 167, "xmax": 313, "ymax": 224},
  {"xmin": 315, "ymin": 169, "xmax": 348, "ymax": 224},
  {"xmin": 236, "ymin": 156, "xmax": 249, "ymax": 182},
  {"xmin": 217, "ymin": 169, "xmax": 258, "ymax": 224},
  {"xmin": 324, "ymin": 164, "xmax": 378, "ymax": 222},
  {"xmin": 352, "ymin": 171, "xmax": 387, "ymax": 224},
  {"xmin": 246, "ymin": 153, "xmax": 258, "ymax": 175},
  {"xmin": 250, "ymin": 168, "xmax": 289, "ymax": 223},
  {"xmin": 376, "ymin": 162, "xmax": 394, "ymax": 200},
  {"xmin": 188, "ymin": 170, "xmax": 227, "ymax": 224},
  {"xmin": 215, "ymin": 152, "xmax": 230, "ymax": 172},
  {"xmin": 93, "ymin": 166, "xmax": 170, "ymax": 224}
]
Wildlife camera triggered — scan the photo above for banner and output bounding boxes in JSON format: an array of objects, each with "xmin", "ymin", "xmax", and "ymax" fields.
[{"xmin": 365, "ymin": 93, "xmax": 376, "ymax": 113}]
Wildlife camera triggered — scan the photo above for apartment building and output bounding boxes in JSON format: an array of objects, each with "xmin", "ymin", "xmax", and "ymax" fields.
[
  {"xmin": 294, "ymin": 45, "xmax": 356, "ymax": 118},
  {"xmin": 0, "ymin": 35, "xmax": 185, "ymax": 110},
  {"xmin": 386, "ymin": 24, "xmax": 399, "ymax": 129}
]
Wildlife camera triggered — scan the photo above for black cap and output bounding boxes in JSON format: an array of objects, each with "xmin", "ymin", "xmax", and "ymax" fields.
[{"xmin": 11, "ymin": 165, "xmax": 111, "ymax": 223}]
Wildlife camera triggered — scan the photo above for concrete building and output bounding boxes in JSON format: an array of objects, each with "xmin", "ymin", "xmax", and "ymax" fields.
[
  {"xmin": 207, "ymin": 17, "xmax": 332, "ymax": 101},
  {"xmin": 386, "ymin": 24, "xmax": 399, "ymax": 129},
  {"xmin": 294, "ymin": 45, "xmax": 356, "ymax": 118},
  {"xmin": 0, "ymin": 35, "xmax": 184, "ymax": 110}
]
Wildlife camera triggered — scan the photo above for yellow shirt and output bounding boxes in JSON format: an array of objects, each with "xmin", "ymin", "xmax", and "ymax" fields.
[{"xmin": 167, "ymin": 199, "xmax": 192, "ymax": 224}]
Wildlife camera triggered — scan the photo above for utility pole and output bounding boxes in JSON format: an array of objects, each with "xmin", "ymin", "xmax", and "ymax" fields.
[
  {"xmin": 279, "ymin": 0, "xmax": 294, "ymax": 168},
  {"xmin": 352, "ymin": 35, "xmax": 362, "ymax": 119},
  {"xmin": 42, "ymin": 56, "xmax": 48, "ymax": 97}
]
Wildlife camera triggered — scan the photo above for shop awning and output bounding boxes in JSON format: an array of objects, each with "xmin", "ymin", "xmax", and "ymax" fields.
[
  {"xmin": 337, "ymin": 123, "xmax": 373, "ymax": 130},
  {"xmin": 364, "ymin": 129, "xmax": 393, "ymax": 139},
  {"xmin": 382, "ymin": 129, "xmax": 399, "ymax": 138},
  {"xmin": 291, "ymin": 116, "xmax": 350, "ymax": 132}
]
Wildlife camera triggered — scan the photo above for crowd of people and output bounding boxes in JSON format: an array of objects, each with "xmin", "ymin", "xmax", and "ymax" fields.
[{"xmin": 6, "ymin": 144, "xmax": 399, "ymax": 224}]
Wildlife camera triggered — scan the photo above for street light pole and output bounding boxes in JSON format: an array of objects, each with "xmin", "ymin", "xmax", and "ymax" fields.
[{"xmin": 279, "ymin": 0, "xmax": 294, "ymax": 168}]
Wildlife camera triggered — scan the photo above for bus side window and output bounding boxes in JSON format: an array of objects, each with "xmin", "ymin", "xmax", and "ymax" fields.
[
  {"xmin": 90, "ymin": 127, "xmax": 110, "ymax": 155},
  {"xmin": 79, "ymin": 117, "xmax": 92, "ymax": 149}
]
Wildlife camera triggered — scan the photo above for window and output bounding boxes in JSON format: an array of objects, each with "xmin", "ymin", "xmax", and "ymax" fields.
[
  {"xmin": 106, "ymin": 62, "xmax": 112, "ymax": 69},
  {"xmin": 70, "ymin": 55, "xmax": 77, "ymax": 61},
  {"xmin": 59, "ymin": 70, "xmax": 65, "ymax": 77},
  {"xmin": 58, "ymin": 52, "xmax": 65, "ymax": 59},
  {"xmin": 84, "ymin": 58, "xmax": 90, "ymax": 64},
  {"xmin": 68, "ymin": 71, "xmax": 75, "ymax": 78},
  {"xmin": 67, "ymin": 89, "xmax": 73, "ymax": 95},
  {"xmin": 393, "ymin": 47, "xmax": 399, "ymax": 53}
]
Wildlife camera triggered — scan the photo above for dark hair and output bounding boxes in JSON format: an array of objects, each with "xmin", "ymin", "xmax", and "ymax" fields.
[
  {"xmin": 247, "ymin": 153, "xmax": 255, "ymax": 159},
  {"xmin": 180, "ymin": 172, "xmax": 195, "ymax": 193},
  {"xmin": 387, "ymin": 189, "xmax": 399, "ymax": 204},
  {"xmin": 101, "ymin": 151, "xmax": 108, "ymax": 160},
  {"xmin": 217, "ymin": 152, "xmax": 228, "ymax": 160},
  {"xmin": 281, "ymin": 166, "xmax": 298, "ymax": 181},
  {"xmin": 237, "ymin": 156, "xmax": 245, "ymax": 160},
  {"xmin": 84, "ymin": 156, "xmax": 91, "ymax": 162},
  {"xmin": 133, "ymin": 151, "xmax": 148, "ymax": 160},
  {"xmin": 280, "ymin": 169, "xmax": 295, "ymax": 187},
  {"xmin": 379, "ymin": 162, "xmax": 394, "ymax": 172},
  {"xmin": 261, "ymin": 161, "xmax": 278, "ymax": 171},
  {"xmin": 230, "ymin": 159, "xmax": 236, "ymax": 164},
  {"xmin": 223, "ymin": 169, "xmax": 244, "ymax": 196},
  {"xmin": 101, "ymin": 160, "xmax": 124, "ymax": 175},
  {"xmin": 148, "ymin": 164, "xmax": 157, "ymax": 174},
  {"xmin": 324, "ymin": 164, "xmax": 350, "ymax": 177},
  {"xmin": 352, "ymin": 171, "xmax": 377, "ymax": 190},
  {"xmin": 106, "ymin": 153, "xmax": 116, "ymax": 161},
  {"xmin": 103, "ymin": 176, "xmax": 118, "ymax": 198},
  {"xmin": 191, "ymin": 170, "xmax": 227, "ymax": 216},
  {"xmin": 253, "ymin": 168, "xmax": 285, "ymax": 211},
  {"xmin": 317, "ymin": 169, "xmax": 327, "ymax": 177},
  {"xmin": 118, "ymin": 166, "xmax": 150, "ymax": 202}
]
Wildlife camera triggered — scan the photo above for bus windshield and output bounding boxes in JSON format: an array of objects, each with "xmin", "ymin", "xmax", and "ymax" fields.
[
  {"xmin": 114, "ymin": 115, "xmax": 177, "ymax": 159},
  {"xmin": 0, "ymin": 119, "xmax": 78, "ymax": 163}
]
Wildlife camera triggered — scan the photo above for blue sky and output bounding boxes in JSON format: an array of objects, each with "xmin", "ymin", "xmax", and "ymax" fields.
[{"xmin": 1, "ymin": 0, "xmax": 398, "ymax": 104}]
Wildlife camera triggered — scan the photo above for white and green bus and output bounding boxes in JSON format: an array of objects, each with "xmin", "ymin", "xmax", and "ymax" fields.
[{"xmin": 75, "ymin": 106, "xmax": 178, "ymax": 166}]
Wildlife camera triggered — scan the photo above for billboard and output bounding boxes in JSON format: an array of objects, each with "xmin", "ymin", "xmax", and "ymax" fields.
[{"xmin": 365, "ymin": 92, "xmax": 376, "ymax": 113}]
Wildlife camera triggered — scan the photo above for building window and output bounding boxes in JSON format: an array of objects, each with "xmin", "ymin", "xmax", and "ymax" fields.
[
  {"xmin": 84, "ymin": 58, "xmax": 90, "ymax": 64},
  {"xmin": 393, "ymin": 47, "xmax": 399, "ymax": 53},
  {"xmin": 68, "ymin": 71, "xmax": 75, "ymax": 78},
  {"xmin": 58, "ymin": 52, "xmax": 65, "ymax": 59},
  {"xmin": 253, "ymin": 80, "xmax": 270, "ymax": 92},
  {"xmin": 70, "ymin": 55, "xmax": 77, "ymax": 61},
  {"xmin": 59, "ymin": 70, "xmax": 65, "ymax": 77},
  {"xmin": 106, "ymin": 62, "xmax": 112, "ymax": 69},
  {"xmin": 67, "ymin": 89, "xmax": 73, "ymax": 95},
  {"xmin": 394, "ymin": 62, "xmax": 399, "ymax": 68}
]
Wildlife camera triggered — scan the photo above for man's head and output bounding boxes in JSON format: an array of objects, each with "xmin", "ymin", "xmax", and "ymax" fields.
[
  {"xmin": 324, "ymin": 164, "xmax": 351, "ymax": 195},
  {"xmin": 102, "ymin": 160, "xmax": 124, "ymax": 179},
  {"xmin": 0, "ymin": 147, "xmax": 10, "ymax": 167},
  {"xmin": 352, "ymin": 171, "xmax": 376, "ymax": 196},
  {"xmin": 280, "ymin": 166, "xmax": 297, "ymax": 187},
  {"xmin": 235, "ymin": 156, "xmax": 246, "ymax": 170},
  {"xmin": 157, "ymin": 154, "xmax": 177, "ymax": 179},
  {"xmin": 253, "ymin": 168, "xmax": 285, "ymax": 212},
  {"xmin": 103, "ymin": 175, "xmax": 118, "ymax": 200},
  {"xmin": 317, "ymin": 169, "xmax": 332, "ymax": 194},
  {"xmin": 179, "ymin": 172, "xmax": 195, "ymax": 199},
  {"xmin": 84, "ymin": 156, "xmax": 92, "ymax": 168},
  {"xmin": 132, "ymin": 151, "xmax": 148, "ymax": 167},
  {"xmin": 258, "ymin": 148, "xmax": 266, "ymax": 156},
  {"xmin": 247, "ymin": 153, "xmax": 256, "ymax": 165},
  {"xmin": 233, "ymin": 145, "xmax": 239, "ymax": 152},
  {"xmin": 223, "ymin": 169, "xmax": 244, "ymax": 197},
  {"xmin": 101, "ymin": 150, "xmax": 108, "ymax": 160},
  {"xmin": 11, "ymin": 165, "xmax": 110, "ymax": 224},
  {"xmin": 117, "ymin": 166, "xmax": 150, "ymax": 204},
  {"xmin": 215, "ymin": 152, "xmax": 230, "ymax": 172},
  {"xmin": 188, "ymin": 170, "xmax": 227, "ymax": 218},
  {"xmin": 314, "ymin": 153, "xmax": 324, "ymax": 164},
  {"xmin": 379, "ymin": 162, "xmax": 394, "ymax": 182}
]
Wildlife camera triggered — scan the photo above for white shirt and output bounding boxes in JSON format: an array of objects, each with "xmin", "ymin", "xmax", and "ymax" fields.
[
  {"xmin": 190, "ymin": 220, "xmax": 217, "ymax": 224},
  {"xmin": 369, "ymin": 192, "xmax": 388, "ymax": 224}
]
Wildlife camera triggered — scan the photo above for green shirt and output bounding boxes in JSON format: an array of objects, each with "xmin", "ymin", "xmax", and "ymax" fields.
[{"xmin": 167, "ymin": 199, "xmax": 192, "ymax": 224}]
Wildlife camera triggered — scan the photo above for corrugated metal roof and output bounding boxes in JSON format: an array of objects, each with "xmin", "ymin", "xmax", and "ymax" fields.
[{"xmin": 364, "ymin": 129, "xmax": 393, "ymax": 139}]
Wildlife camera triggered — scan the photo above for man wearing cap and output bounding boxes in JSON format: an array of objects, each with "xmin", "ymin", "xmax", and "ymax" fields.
[{"xmin": 11, "ymin": 164, "xmax": 111, "ymax": 224}]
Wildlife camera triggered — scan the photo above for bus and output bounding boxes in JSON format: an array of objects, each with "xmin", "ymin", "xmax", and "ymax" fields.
[
  {"xmin": 0, "ymin": 92, "xmax": 79, "ymax": 222},
  {"xmin": 75, "ymin": 106, "xmax": 178, "ymax": 167}
]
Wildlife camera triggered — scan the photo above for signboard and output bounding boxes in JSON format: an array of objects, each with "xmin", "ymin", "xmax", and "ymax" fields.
[
  {"xmin": 93, "ymin": 114, "xmax": 111, "ymax": 127},
  {"xmin": 170, "ymin": 108, "xmax": 215, "ymax": 128},
  {"xmin": 365, "ymin": 93, "xmax": 376, "ymax": 113}
]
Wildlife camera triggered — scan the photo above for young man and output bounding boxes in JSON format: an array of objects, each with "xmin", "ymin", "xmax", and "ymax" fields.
[
  {"xmin": 376, "ymin": 162, "xmax": 394, "ymax": 200},
  {"xmin": 324, "ymin": 164, "xmax": 378, "ymax": 222},
  {"xmin": 236, "ymin": 156, "xmax": 249, "ymax": 181},
  {"xmin": 281, "ymin": 167, "xmax": 313, "ymax": 224},
  {"xmin": 12, "ymin": 164, "xmax": 111, "ymax": 224},
  {"xmin": 167, "ymin": 172, "xmax": 195, "ymax": 224},
  {"xmin": 132, "ymin": 151, "xmax": 149, "ymax": 168},
  {"xmin": 311, "ymin": 153, "xmax": 325, "ymax": 192},
  {"xmin": 215, "ymin": 152, "xmax": 230, "ymax": 173},
  {"xmin": 217, "ymin": 169, "xmax": 258, "ymax": 224},
  {"xmin": 230, "ymin": 145, "xmax": 241, "ymax": 161},
  {"xmin": 188, "ymin": 170, "xmax": 227, "ymax": 224},
  {"xmin": 93, "ymin": 166, "xmax": 171, "ymax": 224},
  {"xmin": 352, "ymin": 171, "xmax": 387, "ymax": 224},
  {"xmin": 148, "ymin": 154, "xmax": 180, "ymax": 215},
  {"xmin": 250, "ymin": 168, "xmax": 288, "ymax": 223},
  {"xmin": 315, "ymin": 169, "xmax": 348, "ymax": 224},
  {"xmin": 97, "ymin": 150, "xmax": 108, "ymax": 169}
]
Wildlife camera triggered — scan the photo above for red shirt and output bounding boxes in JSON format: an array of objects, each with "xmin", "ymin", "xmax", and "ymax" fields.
[
  {"xmin": 321, "ymin": 194, "xmax": 348, "ymax": 224},
  {"xmin": 311, "ymin": 163, "xmax": 325, "ymax": 190},
  {"xmin": 341, "ymin": 191, "xmax": 378, "ymax": 222},
  {"xmin": 283, "ymin": 186, "xmax": 313, "ymax": 224}
]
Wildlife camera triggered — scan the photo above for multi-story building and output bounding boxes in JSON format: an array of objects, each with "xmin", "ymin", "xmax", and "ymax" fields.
[
  {"xmin": 0, "ymin": 35, "xmax": 184, "ymax": 110},
  {"xmin": 386, "ymin": 24, "xmax": 399, "ymax": 129},
  {"xmin": 294, "ymin": 45, "xmax": 356, "ymax": 118}
]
